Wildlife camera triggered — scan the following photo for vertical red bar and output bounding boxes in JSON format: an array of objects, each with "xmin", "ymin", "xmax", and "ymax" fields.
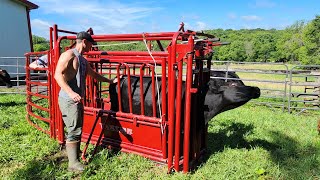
[
  {"xmin": 99, "ymin": 63, "xmax": 103, "ymax": 106},
  {"xmin": 53, "ymin": 24, "xmax": 64, "ymax": 143},
  {"xmin": 133, "ymin": 64, "xmax": 136, "ymax": 75},
  {"xmin": 147, "ymin": 40, "xmax": 152, "ymax": 51},
  {"xmin": 139, "ymin": 64, "xmax": 145, "ymax": 115},
  {"xmin": 174, "ymin": 59, "xmax": 183, "ymax": 171},
  {"xmin": 46, "ymin": 51, "xmax": 54, "ymax": 138},
  {"xmin": 168, "ymin": 32, "xmax": 180, "ymax": 171},
  {"xmin": 49, "ymin": 27, "xmax": 53, "ymax": 53},
  {"xmin": 49, "ymin": 26, "xmax": 56, "ymax": 139},
  {"xmin": 25, "ymin": 54, "xmax": 31, "ymax": 119},
  {"xmin": 126, "ymin": 64, "xmax": 133, "ymax": 113},
  {"xmin": 150, "ymin": 65, "xmax": 156, "ymax": 117},
  {"xmin": 116, "ymin": 65, "xmax": 122, "ymax": 112},
  {"xmin": 161, "ymin": 58, "xmax": 167, "ymax": 159},
  {"xmin": 108, "ymin": 63, "xmax": 111, "ymax": 79},
  {"xmin": 167, "ymin": 45, "xmax": 174, "ymax": 171},
  {"xmin": 183, "ymin": 52, "xmax": 194, "ymax": 173}
]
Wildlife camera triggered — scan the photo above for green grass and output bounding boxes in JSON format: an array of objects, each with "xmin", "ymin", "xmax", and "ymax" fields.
[{"xmin": 0, "ymin": 94, "xmax": 319, "ymax": 179}]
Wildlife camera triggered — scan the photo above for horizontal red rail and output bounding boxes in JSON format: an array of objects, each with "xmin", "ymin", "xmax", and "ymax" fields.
[
  {"xmin": 27, "ymin": 110, "xmax": 50, "ymax": 123},
  {"xmin": 26, "ymin": 81, "xmax": 49, "ymax": 86},
  {"xmin": 26, "ymin": 115, "xmax": 50, "ymax": 134},
  {"xmin": 26, "ymin": 90, "xmax": 49, "ymax": 99},
  {"xmin": 86, "ymin": 58, "xmax": 164, "ymax": 64},
  {"xmin": 84, "ymin": 51, "xmax": 168, "ymax": 56},
  {"xmin": 84, "ymin": 107, "xmax": 161, "ymax": 124},
  {"xmin": 27, "ymin": 101, "xmax": 50, "ymax": 112}
]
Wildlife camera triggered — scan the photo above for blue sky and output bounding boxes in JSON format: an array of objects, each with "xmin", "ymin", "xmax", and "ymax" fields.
[{"xmin": 30, "ymin": 0, "xmax": 319, "ymax": 39}]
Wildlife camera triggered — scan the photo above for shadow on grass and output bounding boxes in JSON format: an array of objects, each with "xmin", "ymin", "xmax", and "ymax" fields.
[
  {"xmin": 207, "ymin": 122, "xmax": 280, "ymax": 152},
  {"xmin": 9, "ymin": 147, "xmax": 118, "ymax": 179},
  {"xmin": 7, "ymin": 150, "xmax": 72, "ymax": 179},
  {"xmin": 0, "ymin": 101, "xmax": 26, "ymax": 107},
  {"xmin": 204, "ymin": 121, "xmax": 320, "ymax": 178}
]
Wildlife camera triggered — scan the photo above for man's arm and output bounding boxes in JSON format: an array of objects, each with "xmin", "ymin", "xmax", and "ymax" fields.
[
  {"xmin": 29, "ymin": 55, "xmax": 48, "ymax": 69},
  {"xmin": 54, "ymin": 51, "xmax": 81, "ymax": 102},
  {"xmin": 29, "ymin": 61, "xmax": 46, "ymax": 69},
  {"xmin": 86, "ymin": 64, "xmax": 115, "ymax": 83}
]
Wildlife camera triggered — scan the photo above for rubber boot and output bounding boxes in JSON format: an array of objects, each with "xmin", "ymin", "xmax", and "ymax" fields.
[{"xmin": 66, "ymin": 141, "xmax": 85, "ymax": 172}]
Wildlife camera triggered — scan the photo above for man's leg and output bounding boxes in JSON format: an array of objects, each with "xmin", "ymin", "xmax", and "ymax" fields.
[
  {"xmin": 66, "ymin": 141, "xmax": 85, "ymax": 172},
  {"xmin": 58, "ymin": 96, "xmax": 85, "ymax": 172}
]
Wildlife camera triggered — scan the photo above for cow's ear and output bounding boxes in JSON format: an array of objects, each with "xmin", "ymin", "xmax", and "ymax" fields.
[
  {"xmin": 208, "ymin": 81, "xmax": 220, "ymax": 93},
  {"xmin": 209, "ymin": 85, "xmax": 222, "ymax": 94}
]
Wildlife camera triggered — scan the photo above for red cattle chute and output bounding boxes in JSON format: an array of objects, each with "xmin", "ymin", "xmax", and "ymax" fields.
[{"xmin": 25, "ymin": 23, "xmax": 226, "ymax": 173}]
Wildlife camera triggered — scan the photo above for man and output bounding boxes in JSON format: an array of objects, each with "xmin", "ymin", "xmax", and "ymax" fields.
[
  {"xmin": 54, "ymin": 31, "xmax": 115, "ymax": 172},
  {"xmin": 29, "ymin": 54, "xmax": 48, "ymax": 69}
]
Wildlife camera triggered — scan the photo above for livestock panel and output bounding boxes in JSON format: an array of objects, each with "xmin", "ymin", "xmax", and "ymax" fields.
[
  {"xmin": 25, "ymin": 23, "xmax": 225, "ymax": 173},
  {"xmin": 288, "ymin": 65, "xmax": 320, "ymax": 114},
  {"xmin": 25, "ymin": 51, "xmax": 54, "ymax": 137}
]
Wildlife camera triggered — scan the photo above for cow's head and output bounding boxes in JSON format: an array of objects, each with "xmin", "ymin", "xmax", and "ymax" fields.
[
  {"xmin": 0, "ymin": 69, "xmax": 12, "ymax": 88},
  {"xmin": 204, "ymin": 71, "xmax": 260, "ymax": 123}
]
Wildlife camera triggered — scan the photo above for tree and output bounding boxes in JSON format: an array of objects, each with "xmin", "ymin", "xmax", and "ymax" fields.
[
  {"xmin": 252, "ymin": 32, "xmax": 276, "ymax": 62},
  {"xmin": 32, "ymin": 35, "xmax": 49, "ymax": 52},
  {"xmin": 302, "ymin": 15, "xmax": 320, "ymax": 64}
]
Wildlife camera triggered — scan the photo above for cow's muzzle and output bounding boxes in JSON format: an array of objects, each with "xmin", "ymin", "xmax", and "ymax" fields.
[{"xmin": 251, "ymin": 86, "xmax": 260, "ymax": 99}]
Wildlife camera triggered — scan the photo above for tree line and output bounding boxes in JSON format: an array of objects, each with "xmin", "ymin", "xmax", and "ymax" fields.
[
  {"xmin": 33, "ymin": 15, "xmax": 320, "ymax": 65},
  {"xmin": 207, "ymin": 15, "xmax": 319, "ymax": 65}
]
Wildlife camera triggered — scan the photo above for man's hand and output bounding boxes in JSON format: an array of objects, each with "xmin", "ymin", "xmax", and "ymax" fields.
[{"xmin": 69, "ymin": 91, "xmax": 82, "ymax": 103}]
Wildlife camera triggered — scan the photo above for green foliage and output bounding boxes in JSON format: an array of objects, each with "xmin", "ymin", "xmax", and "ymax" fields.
[
  {"xmin": 302, "ymin": 15, "xmax": 320, "ymax": 64},
  {"xmin": 209, "ymin": 16, "xmax": 319, "ymax": 64},
  {"xmin": 32, "ymin": 35, "xmax": 49, "ymax": 52},
  {"xmin": 33, "ymin": 43, "xmax": 49, "ymax": 52}
]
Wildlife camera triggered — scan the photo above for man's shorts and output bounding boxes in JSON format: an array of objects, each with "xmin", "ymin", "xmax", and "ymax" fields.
[{"xmin": 58, "ymin": 96, "xmax": 84, "ymax": 142}]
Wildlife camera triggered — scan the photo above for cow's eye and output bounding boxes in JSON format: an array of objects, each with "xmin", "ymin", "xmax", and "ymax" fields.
[{"xmin": 230, "ymin": 83, "xmax": 237, "ymax": 87}]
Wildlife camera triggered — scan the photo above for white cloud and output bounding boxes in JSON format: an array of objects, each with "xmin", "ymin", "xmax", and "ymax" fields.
[
  {"xmin": 241, "ymin": 15, "xmax": 262, "ymax": 21},
  {"xmin": 184, "ymin": 21, "xmax": 209, "ymax": 31},
  {"xmin": 30, "ymin": 19, "xmax": 52, "ymax": 38},
  {"xmin": 196, "ymin": 21, "xmax": 208, "ymax": 30},
  {"xmin": 250, "ymin": 0, "xmax": 276, "ymax": 8},
  {"xmin": 30, "ymin": 0, "xmax": 162, "ymax": 35}
]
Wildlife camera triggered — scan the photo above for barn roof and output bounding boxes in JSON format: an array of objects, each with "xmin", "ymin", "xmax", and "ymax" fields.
[{"xmin": 13, "ymin": 0, "xmax": 39, "ymax": 10}]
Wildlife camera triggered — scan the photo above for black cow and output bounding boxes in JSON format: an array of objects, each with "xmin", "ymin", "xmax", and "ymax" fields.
[
  {"xmin": 0, "ymin": 69, "xmax": 12, "ymax": 88},
  {"xmin": 109, "ymin": 70, "xmax": 260, "ymax": 123}
]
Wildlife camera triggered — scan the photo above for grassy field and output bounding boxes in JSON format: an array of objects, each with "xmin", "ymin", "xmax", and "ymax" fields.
[{"xmin": 0, "ymin": 93, "xmax": 319, "ymax": 179}]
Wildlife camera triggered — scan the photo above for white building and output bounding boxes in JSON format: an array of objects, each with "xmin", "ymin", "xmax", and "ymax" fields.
[{"xmin": 0, "ymin": 0, "xmax": 38, "ymax": 79}]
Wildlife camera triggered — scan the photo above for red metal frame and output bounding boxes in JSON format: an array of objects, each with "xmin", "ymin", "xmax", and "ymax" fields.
[{"xmin": 25, "ymin": 23, "xmax": 226, "ymax": 173}]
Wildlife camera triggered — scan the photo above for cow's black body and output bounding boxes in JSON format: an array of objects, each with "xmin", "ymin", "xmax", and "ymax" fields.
[
  {"xmin": 0, "ymin": 69, "xmax": 12, "ymax": 88},
  {"xmin": 109, "ymin": 70, "xmax": 260, "ymax": 123}
]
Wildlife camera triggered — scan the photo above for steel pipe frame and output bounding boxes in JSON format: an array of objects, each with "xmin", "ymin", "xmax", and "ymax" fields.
[
  {"xmin": 25, "ymin": 51, "xmax": 54, "ymax": 138},
  {"xmin": 167, "ymin": 31, "xmax": 181, "ymax": 172},
  {"xmin": 30, "ymin": 23, "xmax": 215, "ymax": 173}
]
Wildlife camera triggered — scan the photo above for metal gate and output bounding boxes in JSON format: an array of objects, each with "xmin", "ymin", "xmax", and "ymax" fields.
[
  {"xmin": 25, "ymin": 51, "xmax": 54, "ymax": 137},
  {"xmin": 25, "ymin": 23, "xmax": 226, "ymax": 173},
  {"xmin": 288, "ymin": 65, "xmax": 320, "ymax": 114},
  {"xmin": 210, "ymin": 61, "xmax": 320, "ymax": 114}
]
